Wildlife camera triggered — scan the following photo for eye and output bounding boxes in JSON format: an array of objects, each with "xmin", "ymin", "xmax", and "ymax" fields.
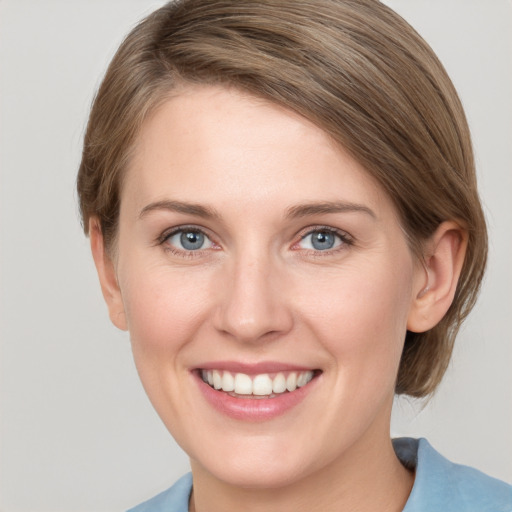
[
  {"xmin": 297, "ymin": 229, "xmax": 348, "ymax": 251},
  {"xmin": 164, "ymin": 228, "xmax": 214, "ymax": 251}
]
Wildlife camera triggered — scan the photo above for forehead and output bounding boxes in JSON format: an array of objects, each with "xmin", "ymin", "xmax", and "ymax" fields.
[{"xmin": 123, "ymin": 85, "xmax": 393, "ymax": 220}]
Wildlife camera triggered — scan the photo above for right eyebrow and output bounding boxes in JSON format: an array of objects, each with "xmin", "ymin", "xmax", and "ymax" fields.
[
  {"xmin": 285, "ymin": 201, "xmax": 377, "ymax": 220},
  {"xmin": 138, "ymin": 200, "xmax": 221, "ymax": 220}
]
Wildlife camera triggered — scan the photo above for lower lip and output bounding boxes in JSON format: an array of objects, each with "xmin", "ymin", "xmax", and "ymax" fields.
[{"xmin": 194, "ymin": 372, "xmax": 319, "ymax": 421}]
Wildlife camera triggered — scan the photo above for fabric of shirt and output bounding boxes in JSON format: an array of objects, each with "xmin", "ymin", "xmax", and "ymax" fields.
[{"xmin": 127, "ymin": 438, "xmax": 512, "ymax": 512}]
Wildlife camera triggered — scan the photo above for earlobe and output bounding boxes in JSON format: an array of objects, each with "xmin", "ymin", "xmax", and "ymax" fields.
[
  {"xmin": 407, "ymin": 221, "xmax": 468, "ymax": 333},
  {"xmin": 89, "ymin": 218, "xmax": 128, "ymax": 331}
]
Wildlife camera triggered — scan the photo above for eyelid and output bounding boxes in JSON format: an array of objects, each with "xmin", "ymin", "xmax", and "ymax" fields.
[
  {"xmin": 158, "ymin": 224, "xmax": 207, "ymax": 242},
  {"xmin": 155, "ymin": 224, "xmax": 353, "ymax": 256},
  {"xmin": 156, "ymin": 224, "xmax": 219, "ymax": 254},
  {"xmin": 291, "ymin": 225, "xmax": 354, "ymax": 251}
]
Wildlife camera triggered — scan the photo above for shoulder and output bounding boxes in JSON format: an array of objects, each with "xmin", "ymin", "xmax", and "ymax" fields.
[
  {"xmin": 127, "ymin": 473, "xmax": 193, "ymax": 512},
  {"xmin": 394, "ymin": 438, "xmax": 512, "ymax": 512}
]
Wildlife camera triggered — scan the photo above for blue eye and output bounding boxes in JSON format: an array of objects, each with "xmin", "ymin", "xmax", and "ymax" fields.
[
  {"xmin": 298, "ymin": 229, "xmax": 345, "ymax": 251},
  {"xmin": 165, "ymin": 229, "xmax": 213, "ymax": 251}
]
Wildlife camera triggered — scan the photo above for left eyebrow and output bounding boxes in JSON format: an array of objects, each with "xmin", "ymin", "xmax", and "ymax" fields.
[
  {"xmin": 138, "ymin": 200, "xmax": 221, "ymax": 220},
  {"xmin": 285, "ymin": 201, "xmax": 376, "ymax": 220}
]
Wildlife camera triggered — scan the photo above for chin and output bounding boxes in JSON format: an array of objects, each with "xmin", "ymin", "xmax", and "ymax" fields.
[
  {"xmin": 187, "ymin": 432, "xmax": 326, "ymax": 490},
  {"xmin": 200, "ymin": 457, "xmax": 311, "ymax": 490}
]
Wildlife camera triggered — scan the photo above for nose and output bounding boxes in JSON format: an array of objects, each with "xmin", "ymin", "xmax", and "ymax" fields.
[{"xmin": 213, "ymin": 252, "xmax": 294, "ymax": 344}]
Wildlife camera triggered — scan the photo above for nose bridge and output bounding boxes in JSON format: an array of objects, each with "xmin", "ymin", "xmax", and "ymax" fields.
[{"xmin": 214, "ymin": 243, "xmax": 292, "ymax": 342}]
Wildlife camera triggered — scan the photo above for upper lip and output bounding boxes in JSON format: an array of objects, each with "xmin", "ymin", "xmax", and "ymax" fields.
[{"xmin": 194, "ymin": 361, "xmax": 318, "ymax": 375}]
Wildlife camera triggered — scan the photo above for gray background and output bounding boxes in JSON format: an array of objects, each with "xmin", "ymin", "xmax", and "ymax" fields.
[{"xmin": 0, "ymin": 1, "xmax": 510, "ymax": 510}]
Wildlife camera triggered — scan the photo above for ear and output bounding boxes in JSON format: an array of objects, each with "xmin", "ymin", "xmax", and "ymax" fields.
[
  {"xmin": 407, "ymin": 221, "xmax": 468, "ymax": 333},
  {"xmin": 89, "ymin": 218, "xmax": 128, "ymax": 331}
]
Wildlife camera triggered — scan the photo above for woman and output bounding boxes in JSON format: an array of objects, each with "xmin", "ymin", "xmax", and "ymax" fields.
[{"xmin": 77, "ymin": 1, "xmax": 511, "ymax": 510}]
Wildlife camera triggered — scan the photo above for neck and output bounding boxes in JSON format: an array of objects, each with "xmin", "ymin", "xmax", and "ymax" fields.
[{"xmin": 189, "ymin": 430, "xmax": 414, "ymax": 512}]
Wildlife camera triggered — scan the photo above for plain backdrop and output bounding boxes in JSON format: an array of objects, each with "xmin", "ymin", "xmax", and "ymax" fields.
[{"xmin": 0, "ymin": 1, "xmax": 511, "ymax": 510}]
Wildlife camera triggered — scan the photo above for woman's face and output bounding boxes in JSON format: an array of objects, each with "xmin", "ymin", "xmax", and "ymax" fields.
[{"xmin": 111, "ymin": 85, "xmax": 423, "ymax": 488}]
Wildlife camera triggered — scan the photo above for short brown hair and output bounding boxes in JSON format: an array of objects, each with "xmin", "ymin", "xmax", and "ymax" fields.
[{"xmin": 77, "ymin": 0, "xmax": 487, "ymax": 397}]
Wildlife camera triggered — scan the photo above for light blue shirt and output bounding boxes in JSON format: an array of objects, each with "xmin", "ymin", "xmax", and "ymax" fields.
[{"xmin": 128, "ymin": 438, "xmax": 512, "ymax": 512}]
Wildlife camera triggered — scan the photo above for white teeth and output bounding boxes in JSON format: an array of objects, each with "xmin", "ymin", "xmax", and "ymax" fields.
[
  {"xmin": 202, "ymin": 369, "xmax": 316, "ymax": 396},
  {"xmin": 286, "ymin": 372, "xmax": 297, "ymax": 392},
  {"xmin": 212, "ymin": 370, "xmax": 222, "ymax": 390},
  {"xmin": 234, "ymin": 373, "xmax": 253, "ymax": 395},
  {"xmin": 221, "ymin": 371, "xmax": 235, "ymax": 392},
  {"xmin": 253, "ymin": 374, "xmax": 273, "ymax": 395},
  {"xmin": 272, "ymin": 373, "xmax": 287, "ymax": 394},
  {"xmin": 295, "ymin": 370, "xmax": 314, "ymax": 388},
  {"xmin": 301, "ymin": 370, "xmax": 314, "ymax": 386}
]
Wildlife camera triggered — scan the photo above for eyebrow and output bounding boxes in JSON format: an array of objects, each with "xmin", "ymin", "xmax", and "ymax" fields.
[
  {"xmin": 285, "ymin": 201, "xmax": 376, "ymax": 219},
  {"xmin": 138, "ymin": 200, "xmax": 221, "ymax": 220},
  {"xmin": 138, "ymin": 199, "xmax": 376, "ymax": 221}
]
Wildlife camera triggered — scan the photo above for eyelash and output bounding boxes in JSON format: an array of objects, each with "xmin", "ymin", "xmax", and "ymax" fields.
[
  {"xmin": 157, "ymin": 225, "xmax": 354, "ymax": 258},
  {"xmin": 293, "ymin": 225, "xmax": 354, "ymax": 256},
  {"xmin": 157, "ymin": 225, "xmax": 218, "ymax": 259}
]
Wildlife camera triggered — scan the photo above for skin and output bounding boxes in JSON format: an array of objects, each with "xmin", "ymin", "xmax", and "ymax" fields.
[{"xmin": 91, "ymin": 85, "xmax": 467, "ymax": 512}]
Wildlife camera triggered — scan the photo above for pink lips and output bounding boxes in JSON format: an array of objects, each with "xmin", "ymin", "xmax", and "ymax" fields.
[{"xmin": 193, "ymin": 361, "xmax": 320, "ymax": 421}]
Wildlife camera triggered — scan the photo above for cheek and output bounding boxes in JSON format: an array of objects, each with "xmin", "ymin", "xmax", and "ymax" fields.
[
  {"xmin": 298, "ymin": 254, "xmax": 413, "ymax": 376},
  {"xmin": 117, "ymin": 259, "xmax": 217, "ymax": 428},
  {"xmin": 119, "ymin": 259, "xmax": 213, "ymax": 358}
]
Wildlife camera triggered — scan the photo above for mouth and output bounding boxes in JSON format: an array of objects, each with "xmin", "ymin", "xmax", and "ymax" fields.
[{"xmin": 199, "ymin": 369, "xmax": 320, "ymax": 399}]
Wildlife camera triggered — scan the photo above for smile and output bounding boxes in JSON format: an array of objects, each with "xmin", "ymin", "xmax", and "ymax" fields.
[
  {"xmin": 195, "ymin": 365, "xmax": 321, "ymax": 420},
  {"xmin": 201, "ymin": 370, "xmax": 315, "ymax": 398}
]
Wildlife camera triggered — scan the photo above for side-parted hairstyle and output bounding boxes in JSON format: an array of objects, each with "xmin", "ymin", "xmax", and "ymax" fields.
[{"xmin": 77, "ymin": 0, "xmax": 487, "ymax": 397}]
